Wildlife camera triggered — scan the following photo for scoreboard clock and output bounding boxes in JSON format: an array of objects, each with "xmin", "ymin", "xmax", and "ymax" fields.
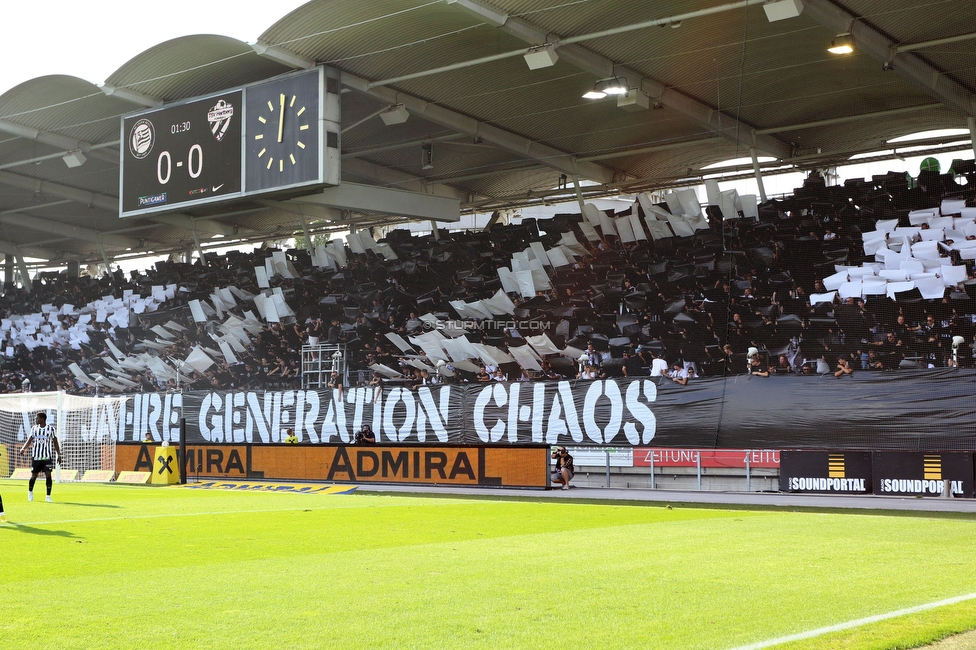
[{"xmin": 120, "ymin": 67, "xmax": 340, "ymax": 218}]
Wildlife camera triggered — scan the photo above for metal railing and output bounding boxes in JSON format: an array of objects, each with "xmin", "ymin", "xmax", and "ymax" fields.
[{"xmin": 301, "ymin": 343, "xmax": 347, "ymax": 390}]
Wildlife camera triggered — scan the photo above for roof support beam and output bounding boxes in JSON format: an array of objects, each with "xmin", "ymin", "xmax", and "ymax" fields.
[
  {"xmin": 14, "ymin": 249, "xmax": 32, "ymax": 293},
  {"xmin": 342, "ymin": 133, "xmax": 467, "ymax": 159},
  {"xmin": 578, "ymin": 136, "xmax": 725, "ymax": 162},
  {"xmin": 0, "ymin": 121, "xmax": 119, "ymax": 165},
  {"xmin": 0, "ymin": 239, "xmax": 58, "ymax": 261},
  {"xmin": 0, "ymin": 170, "xmax": 118, "ymax": 212},
  {"xmin": 0, "ymin": 211, "xmax": 142, "ymax": 249},
  {"xmin": 342, "ymin": 72, "xmax": 618, "ymax": 184},
  {"xmin": 0, "ymin": 170, "xmax": 247, "ymax": 238},
  {"xmin": 800, "ymin": 0, "xmax": 976, "ymax": 117},
  {"xmin": 427, "ymin": 163, "xmax": 544, "ymax": 185},
  {"xmin": 446, "ymin": 0, "xmax": 792, "ymax": 160},
  {"xmin": 894, "ymin": 31, "xmax": 976, "ymax": 54},
  {"xmin": 100, "ymin": 85, "xmax": 163, "ymax": 108},
  {"xmin": 293, "ymin": 182, "xmax": 460, "ymax": 223},
  {"xmin": 342, "ymin": 157, "xmax": 469, "ymax": 201},
  {"xmin": 754, "ymin": 103, "xmax": 945, "ymax": 135}
]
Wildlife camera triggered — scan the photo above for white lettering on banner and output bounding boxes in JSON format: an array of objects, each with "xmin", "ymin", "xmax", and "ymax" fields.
[
  {"xmin": 347, "ymin": 387, "xmax": 367, "ymax": 436},
  {"xmin": 157, "ymin": 380, "xmax": 662, "ymax": 445},
  {"xmin": 474, "ymin": 383, "xmax": 507, "ymax": 443},
  {"xmin": 321, "ymin": 389, "xmax": 348, "ymax": 443},
  {"xmin": 583, "ymin": 380, "xmax": 623, "ymax": 444},
  {"xmin": 245, "ymin": 392, "xmax": 274, "ymax": 443},
  {"xmin": 80, "ymin": 402, "xmax": 119, "ymax": 443},
  {"xmin": 625, "ymin": 380, "xmax": 657, "ymax": 444},
  {"xmin": 200, "ymin": 392, "xmax": 220, "ymax": 442},
  {"xmin": 371, "ymin": 388, "xmax": 383, "ymax": 441},
  {"xmin": 529, "ymin": 382, "xmax": 546, "ymax": 443},
  {"xmin": 271, "ymin": 391, "xmax": 294, "ymax": 443},
  {"xmin": 383, "ymin": 387, "xmax": 415, "ymax": 442},
  {"xmin": 145, "ymin": 393, "xmax": 161, "ymax": 440},
  {"xmin": 507, "ymin": 382, "xmax": 521, "ymax": 443},
  {"xmin": 879, "ymin": 478, "xmax": 962, "ymax": 494},
  {"xmin": 787, "ymin": 477, "xmax": 867, "ymax": 492},
  {"xmin": 415, "ymin": 386, "xmax": 450, "ymax": 442},
  {"xmin": 298, "ymin": 389, "xmax": 320, "ymax": 443},
  {"xmin": 225, "ymin": 392, "xmax": 244, "ymax": 442},
  {"xmin": 545, "ymin": 381, "xmax": 583, "ymax": 444},
  {"xmin": 118, "ymin": 392, "xmax": 183, "ymax": 442}
]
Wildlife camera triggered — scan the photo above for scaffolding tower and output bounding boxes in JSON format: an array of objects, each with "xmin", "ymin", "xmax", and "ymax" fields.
[{"xmin": 301, "ymin": 343, "xmax": 347, "ymax": 390}]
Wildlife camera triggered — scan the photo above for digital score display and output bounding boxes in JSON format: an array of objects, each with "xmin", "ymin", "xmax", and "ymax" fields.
[
  {"xmin": 120, "ymin": 67, "xmax": 340, "ymax": 218},
  {"xmin": 120, "ymin": 90, "xmax": 243, "ymax": 216}
]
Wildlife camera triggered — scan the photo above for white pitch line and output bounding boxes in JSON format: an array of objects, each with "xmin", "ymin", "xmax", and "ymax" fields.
[
  {"xmin": 0, "ymin": 499, "xmax": 444, "ymax": 528},
  {"xmin": 730, "ymin": 591, "xmax": 976, "ymax": 650}
]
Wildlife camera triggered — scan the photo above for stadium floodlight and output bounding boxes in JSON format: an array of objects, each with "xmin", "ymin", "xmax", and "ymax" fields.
[
  {"xmin": 828, "ymin": 34, "xmax": 855, "ymax": 55},
  {"xmin": 583, "ymin": 78, "xmax": 628, "ymax": 99}
]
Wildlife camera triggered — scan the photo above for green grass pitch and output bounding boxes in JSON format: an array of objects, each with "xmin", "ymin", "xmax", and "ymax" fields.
[{"xmin": 2, "ymin": 480, "xmax": 976, "ymax": 650}]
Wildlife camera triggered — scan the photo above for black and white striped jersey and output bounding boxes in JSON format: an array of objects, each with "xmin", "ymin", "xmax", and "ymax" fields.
[{"xmin": 29, "ymin": 424, "xmax": 57, "ymax": 460}]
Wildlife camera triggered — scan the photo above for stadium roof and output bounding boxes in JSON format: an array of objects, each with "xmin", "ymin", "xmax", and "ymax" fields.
[{"xmin": 0, "ymin": 0, "xmax": 973, "ymax": 267}]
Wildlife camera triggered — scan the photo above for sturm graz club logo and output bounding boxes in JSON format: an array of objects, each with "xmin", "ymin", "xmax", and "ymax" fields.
[
  {"xmin": 207, "ymin": 99, "xmax": 234, "ymax": 142},
  {"xmin": 128, "ymin": 119, "xmax": 154, "ymax": 159}
]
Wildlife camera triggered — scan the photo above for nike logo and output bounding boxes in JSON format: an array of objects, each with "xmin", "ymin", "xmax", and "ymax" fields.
[{"xmin": 212, "ymin": 184, "xmax": 224, "ymax": 192}]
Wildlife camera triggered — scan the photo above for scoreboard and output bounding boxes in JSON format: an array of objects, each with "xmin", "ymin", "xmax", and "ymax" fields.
[{"xmin": 120, "ymin": 67, "xmax": 340, "ymax": 218}]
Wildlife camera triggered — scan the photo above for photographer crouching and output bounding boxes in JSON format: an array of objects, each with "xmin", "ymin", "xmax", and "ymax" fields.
[
  {"xmin": 354, "ymin": 424, "xmax": 376, "ymax": 444},
  {"xmin": 551, "ymin": 446, "xmax": 574, "ymax": 491}
]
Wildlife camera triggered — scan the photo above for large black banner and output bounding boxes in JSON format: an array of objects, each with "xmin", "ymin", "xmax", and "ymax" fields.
[{"xmin": 113, "ymin": 370, "xmax": 976, "ymax": 448}]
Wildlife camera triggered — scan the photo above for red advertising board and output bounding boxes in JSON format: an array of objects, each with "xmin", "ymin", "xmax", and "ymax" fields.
[{"xmin": 633, "ymin": 448, "xmax": 780, "ymax": 468}]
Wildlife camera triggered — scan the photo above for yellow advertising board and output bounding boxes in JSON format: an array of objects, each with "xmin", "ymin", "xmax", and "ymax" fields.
[{"xmin": 117, "ymin": 444, "xmax": 547, "ymax": 488}]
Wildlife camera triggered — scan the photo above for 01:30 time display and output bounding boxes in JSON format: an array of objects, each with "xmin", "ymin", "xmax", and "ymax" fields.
[{"xmin": 171, "ymin": 121, "xmax": 191, "ymax": 134}]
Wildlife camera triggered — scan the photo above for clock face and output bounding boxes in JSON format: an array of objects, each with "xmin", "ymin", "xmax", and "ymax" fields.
[{"xmin": 244, "ymin": 70, "xmax": 322, "ymax": 193}]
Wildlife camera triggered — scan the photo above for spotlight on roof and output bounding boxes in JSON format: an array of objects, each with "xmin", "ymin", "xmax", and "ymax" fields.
[
  {"xmin": 763, "ymin": 0, "xmax": 804, "ymax": 22},
  {"xmin": 523, "ymin": 43, "xmax": 558, "ymax": 70},
  {"xmin": 379, "ymin": 104, "xmax": 409, "ymax": 126},
  {"xmin": 582, "ymin": 78, "xmax": 628, "ymax": 100},
  {"xmin": 828, "ymin": 33, "xmax": 854, "ymax": 55}
]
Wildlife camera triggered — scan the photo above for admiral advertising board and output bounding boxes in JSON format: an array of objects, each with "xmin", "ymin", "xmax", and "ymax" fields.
[
  {"xmin": 872, "ymin": 452, "xmax": 974, "ymax": 497},
  {"xmin": 780, "ymin": 451, "xmax": 873, "ymax": 494},
  {"xmin": 117, "ymin": 443, "xmax": 549, "ymax": 488}
]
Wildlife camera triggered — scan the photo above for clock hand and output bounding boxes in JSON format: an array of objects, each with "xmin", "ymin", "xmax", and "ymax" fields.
[{"xmin": 277, "ymin": 93, "xmax": 285, "ymax": 143}]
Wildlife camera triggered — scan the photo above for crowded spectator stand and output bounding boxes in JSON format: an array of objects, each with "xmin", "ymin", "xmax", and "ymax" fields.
[{"xmin": 0, "ymin": 160, "xmax": 974, "ymax": 414}]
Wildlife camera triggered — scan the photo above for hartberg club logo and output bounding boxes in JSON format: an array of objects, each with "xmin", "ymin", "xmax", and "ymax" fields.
[
  {"xmin": 423, "ymin": 319, "xmax": 552, "ymax": 332},
  {"xmin": 207, "ymin": 99, "xmax": 234, "ymax": 142},
  {"xmin": 128, "ymin": 118, "xmax": 155, "ymax": 159}
]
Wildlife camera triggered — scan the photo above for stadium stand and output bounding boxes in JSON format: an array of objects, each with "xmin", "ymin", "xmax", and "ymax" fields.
[{"xmin": 1, "ymin": 161, "xmax": 974, "ymax": 395}]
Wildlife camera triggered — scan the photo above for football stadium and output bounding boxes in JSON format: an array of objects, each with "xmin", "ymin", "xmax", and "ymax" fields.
[{"xmin": 2, "ymin": 1, "xmax": 976, "ymax": 648}]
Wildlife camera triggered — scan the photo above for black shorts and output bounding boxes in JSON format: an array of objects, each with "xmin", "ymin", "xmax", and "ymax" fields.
[{"xmin": 31, "ymin": 459, "xmax": 54, "ymax": 474}]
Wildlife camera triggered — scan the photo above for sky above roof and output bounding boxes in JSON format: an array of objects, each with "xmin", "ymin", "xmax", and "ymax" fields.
[{"xmin": 0, "ymin": 0, "xmax": 309, "ymax": 98}]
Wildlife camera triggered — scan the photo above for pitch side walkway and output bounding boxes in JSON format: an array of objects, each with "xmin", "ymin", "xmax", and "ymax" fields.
[{"xmin": 354, "ymin": 484, "xmax": 976, "ymax": 514}]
